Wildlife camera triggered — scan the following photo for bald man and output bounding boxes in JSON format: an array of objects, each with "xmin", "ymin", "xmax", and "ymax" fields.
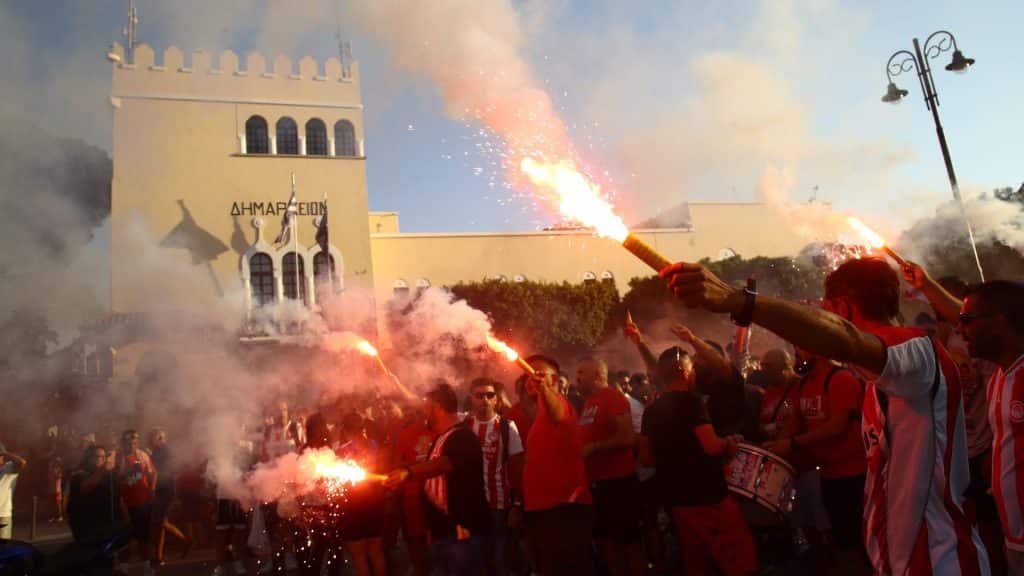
[{"xmin": 577, "ymin": 356, "xmax": 644, "ymax": 576}]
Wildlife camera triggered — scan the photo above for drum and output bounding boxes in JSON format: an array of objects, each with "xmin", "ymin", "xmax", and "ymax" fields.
[{"xmin": 724, "ymin": 442, "xmax": 796, "ymax": 526}]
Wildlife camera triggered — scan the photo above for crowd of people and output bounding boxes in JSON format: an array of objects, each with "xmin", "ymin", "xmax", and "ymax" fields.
[{"xmin": 1, "ymin": 255, "xmax": 1023, "ymax": 576}]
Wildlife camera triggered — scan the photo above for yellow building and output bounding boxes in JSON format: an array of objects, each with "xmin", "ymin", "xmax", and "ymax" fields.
[{"xmin": 107, "ymin": 43, "xmax": 810, "ymax": 343}]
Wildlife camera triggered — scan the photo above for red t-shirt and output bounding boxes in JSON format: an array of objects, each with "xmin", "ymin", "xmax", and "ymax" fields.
[
  {"xmin": 759, "ymin": 382, "xmax": 800, "ymax": 440},
  {"xmin": 506, "ymin": 403, "xmax": 533, "ymax": 443},
  {"xmin": 798, "ymin": 362, "xmax": 866, "ymax": 479},
  {"xmin": 523, "ymin": 396, "xmax": 592, "ymax": 511},
  {"xmin": 119, "ymin": 449, "xmax": 155, "ymax": 508},
  {"xmin": 580, "ymin": 387, "xmax": 635, "ymax": 481}
]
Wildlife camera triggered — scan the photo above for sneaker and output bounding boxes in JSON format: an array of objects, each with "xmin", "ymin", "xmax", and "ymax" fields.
[{"xmin": 211, "ymin": 566, "xmax": 225, "ymax": 576}]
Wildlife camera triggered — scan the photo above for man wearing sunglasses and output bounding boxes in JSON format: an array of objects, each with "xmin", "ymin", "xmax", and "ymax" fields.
[
  {"xmin": 958, "ymin": 281, "xmax": 1024, "ymax": 573},
  {"xmin": 466, "ymin": 378, "xmax": 524, "ymax": 576}
]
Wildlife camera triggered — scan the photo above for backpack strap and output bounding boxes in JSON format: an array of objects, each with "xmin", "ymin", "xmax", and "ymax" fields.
[{"xmin": 499, "ymin": 417, "xmax": 511, "ymax": 465}]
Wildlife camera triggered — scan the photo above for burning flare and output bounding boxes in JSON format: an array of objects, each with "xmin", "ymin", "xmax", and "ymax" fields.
[
  {"xmin": 355, "ymin": 340, "xmax": 379, "ymax": 357},
  {"xmin": 520, "ymin": 157, "xmax": 672, "ymax": 272},
  {"xmin": 846, "ymin": 217, "xmax": 908, "ymax": 267},
  {"xmin": 303, "ymin": 450, "xmax": 385, "ymax": 493},
  {"xmin": 485, "ymin": 334, "xmax": 536, "ymax": 376}
]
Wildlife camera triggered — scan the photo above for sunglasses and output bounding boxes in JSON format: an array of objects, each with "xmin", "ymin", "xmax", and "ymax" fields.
[
  {"xmin": 473, "ymin": 392, "xmax": 497, "ymax": 400},
  {"xmin": 958, "ymin": 312, "xmax": 996, "ymax": 325}
]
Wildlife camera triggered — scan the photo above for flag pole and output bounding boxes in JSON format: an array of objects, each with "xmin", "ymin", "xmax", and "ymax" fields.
[
  {"xmin": 291, "ymin": 173, "xmax": 300, "ymax": 304},
  {"xmin": 324, "ymin": 190, "xmax": 333, "ymax": 299}
]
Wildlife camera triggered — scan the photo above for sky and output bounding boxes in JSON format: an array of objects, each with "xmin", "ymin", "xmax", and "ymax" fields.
[{"xmin": 0, "ymin": 0, "xmax": 1021, "ymax": 235}]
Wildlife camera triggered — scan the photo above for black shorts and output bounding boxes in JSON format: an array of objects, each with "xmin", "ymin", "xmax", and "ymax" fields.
[
  {"xmin": 591, "ymin": 476, "xmax": 643, "ymax": 543},
  {"xmin": 127, "ymin": 504, "xmax": 152, "ymax": 542},
  {"xmin": 216, "ymin": 499, "xmax": 248, "ymax": 530}
]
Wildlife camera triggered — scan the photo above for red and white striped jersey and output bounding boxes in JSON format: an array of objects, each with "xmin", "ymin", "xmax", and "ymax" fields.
[
  {"xmin": 468, "ymin": 415, "xmax": 524, "ymax": 510},
  {"xmin": 424, "ymin": 427, "xmax": 458, "ymax": 514},
  {"xmin": 987, "ymin": 354, "xmax": 1024, "ymax": 552},
  {"xmin": 861, "ymin": 327, "xmax": 989, "ymax": 575}
]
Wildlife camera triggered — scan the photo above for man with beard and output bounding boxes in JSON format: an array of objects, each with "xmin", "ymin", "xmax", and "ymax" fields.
[
  {"xmin": 117, "ymin": 429, "xmax": 157, "ymax": 575},
  {"xmin": 520, "ymin": 355, "xmax": 594, "ymax": 576},
  {"xmin": 67, "ymin": 445, "xmax": 127, "ymax": 544},
  {"xmin": 660, "ymin": 257, "xmax": 989, "ymax": 575},
  {"xmin": 941, "ymin": 279, "xmax": 1024, "ymax": 572},
  {"xmin": 466, "ymin": 377, "xmax": 525, "ymax": 576},
  {"xmin": 386, "ymin": 382, "xmax": 490, "ymax": 576}
]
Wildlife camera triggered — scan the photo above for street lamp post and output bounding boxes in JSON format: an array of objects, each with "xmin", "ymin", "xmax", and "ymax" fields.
[{"xmin": 883, "ymin": 30, "xmax": 985, "ymax": 281}]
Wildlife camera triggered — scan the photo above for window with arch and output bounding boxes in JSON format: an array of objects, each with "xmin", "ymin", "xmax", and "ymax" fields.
[
  {"xmin": 282, "ymin": 252, "xmax": 307, "ymax": 303},
  {"xmin": 276, "ymin": 117, "xmax": 298, "ymax": 155},
  {"xmin": 306, "ymin": 119, "xmax": 328, "ymax": 156},
  {"xmin": 415, "ymin": 278, "xmax": 431, "ymax": 289},
  {"xmin": 334, "ymin": 120, "xmax": 357, "ymax": 157},
  {"xmin": 313, "ymin": 252, "xmax": 338, "ymax": 294},
  {"xmin": 393, "ymin": 279, "xmax": 410, "ymax": 298},
  {"xmin": 245, "ymin": 116, "xmax": 269, "ymax": 154},
  {"xmin": 583, "ymin": 271, "xmax": 597, "ymax": 284},
  {"xmin": 512, "ymin": 274, "xmax": 527, "ymax": 283},
  {"xmin": 600, "ymin": 270, "xmax": 615, "ymax": 282},
  {"xmin": 717, "ymin": 248, "xmax": 738, "ymax": 261},
  {"xmin": 249, "ymin": 253, "xmax": 275, "ymax": 307}
]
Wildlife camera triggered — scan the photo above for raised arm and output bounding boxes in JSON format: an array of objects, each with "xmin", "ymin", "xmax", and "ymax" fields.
[
  {"xmin": 902, "ymin": 261, "xmax": 963, "ymax": 324},
  {"xmin": 662, "ymin": 263, "xmax": 887, "ymax": 375},
  {"xmin": 624, "ymin": 321, "xmax": 659, "ymax": 375},
  {"xmin": 671, "ymin": 323, "xmax": 732, "ymax": 380}
]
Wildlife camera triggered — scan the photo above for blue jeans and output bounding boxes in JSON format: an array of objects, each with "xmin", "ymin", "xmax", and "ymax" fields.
[{"xmin": 431, "ymin": 534, "xmax": 485, "ymax": 576}]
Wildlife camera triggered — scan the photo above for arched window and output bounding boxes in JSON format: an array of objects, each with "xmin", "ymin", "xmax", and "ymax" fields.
[
  {"xmin": 334, "ymin": 120, "xmax": 357, "ymax": 156},
  {"xmin": 513, "ymin": 274, "xmax": 526, "ymax": 283},
  {"xmin": 717, "ymin": 248, "xmax": 738, "ymax": 261},
  {"xmin": 249, "ymin": 253, "xmax": 275, "ymax": 307},
  {"xmin": 276, "ymin": 117, "xmax": 298, "ymax": 155},
  {"xmin": 245, "ymin": 116, "xmax": 269, "ymax": 154},
  {"xmin": 583, "ymin": 271, "xmax": 597, "ymax": 284},
  {"xmin": 282, "ymin": 252, "xmax": 307, "ymax": 303},
  {"xmin": 393, "ymin": 279, "xmax": 410, "ymax": 298},
  {"xmin": 306, "ymin": 119, "xmax": 328, "ymax": 156},
  {"xmin": 416, "ymin": 278, "xmax": 431, "ymax": 289},
  {"xmin": 600, "ymin": 270, "xmax": 615, "ymax": 283},
  {"xmin": 313, "ymin": 252, "xmax": 338, "ymax": 293}
]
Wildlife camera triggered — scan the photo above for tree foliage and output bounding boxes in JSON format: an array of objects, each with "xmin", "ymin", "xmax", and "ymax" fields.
[{"xmin": 449, "ymin": 279, "xmax": 620, "ymax": 359}]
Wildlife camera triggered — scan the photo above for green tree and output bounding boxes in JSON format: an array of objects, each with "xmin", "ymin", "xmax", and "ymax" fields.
[{"xmin": 449, "ymin": 279, "xmax": 620, "ymax": 359}]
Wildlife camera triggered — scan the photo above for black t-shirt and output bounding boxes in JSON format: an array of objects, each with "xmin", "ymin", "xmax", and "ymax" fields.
[
  {"xmin": 68, "ymin": 470, "xmax": 124, "ymax": 543},
  {"xmin": 150, "ymin": 445, "xmax": 173, "ymax": 496},
  {"xmin": 699, "ymin": 366, "xmax": 747, "ymax": 436},
  {"xmin": 641, "ymin": 390, "xmax": 727, "ymax": 507},
  {"xmin": 423, "ymin": 425, "xmax": 491, "ymax": 540}
]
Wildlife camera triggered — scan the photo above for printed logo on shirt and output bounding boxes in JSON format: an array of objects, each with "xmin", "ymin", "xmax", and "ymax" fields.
[
  {"xmin": 800, "ymin": 396, "xmax": 825, "ymax": 420},
  {"xmin": 1011, "ymin": 400, "xmax": 1024, "ymax": 423},
  {"xmin": 579, "ymin": 405, "xmax": 598, "ymax": 426}
]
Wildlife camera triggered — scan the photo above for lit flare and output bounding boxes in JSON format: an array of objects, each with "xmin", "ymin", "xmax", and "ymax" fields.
[
  {"xmin": 846, "ymin": 217, "xmax": 908, "ymax": 267},
  {"xmin": 305, "ymin": 451, "xmax": 385, "ymax": 491},
  {"xmin": 519, "ymin": 157, "xmax": 673, "ymax": 272},
  {"xmin": 355, "ymin": 340, "xmax": 379, "ymax": 357},
  {"xmin": 485, "ymin": 334, "xmax": 536, "ymax": 376}
]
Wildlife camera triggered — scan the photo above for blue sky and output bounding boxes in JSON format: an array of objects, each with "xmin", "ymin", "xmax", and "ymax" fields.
[{"xmin": 1, "ymin": 0, "xmax": 1021, "ymax": 234}]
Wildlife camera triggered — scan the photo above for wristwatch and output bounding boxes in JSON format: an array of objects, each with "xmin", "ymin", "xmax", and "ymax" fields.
[{"xmin": 730, "ymin": 286, "xmax": 757, "ymax": 327}]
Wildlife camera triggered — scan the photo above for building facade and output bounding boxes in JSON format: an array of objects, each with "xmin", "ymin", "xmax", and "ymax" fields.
[{"xmin": 108, "ymin": 43, "xmax": 812, "ymax": 343}]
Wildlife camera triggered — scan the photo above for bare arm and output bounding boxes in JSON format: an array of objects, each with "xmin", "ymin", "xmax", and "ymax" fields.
[
  {"xmin": 694, "ymin": 424, "xmax": 737, "ymax": 457},
  {"xmin": 903, "ymin": 261, "xmax": 963, "ymax": 323},
  {"xmin": 533, "ymin": 376, "xmax": 568, "ymax": 423},
  {"xmin": 625, "ymin": 322, "xmax": 659, "ymax": 375},
  {"xmin": 1, "ymin": 451, "xmax": 27, "ymax": 471},
  {"xmin": 672, "ymin": 324, "xmax": 732, "ymax": 381}
]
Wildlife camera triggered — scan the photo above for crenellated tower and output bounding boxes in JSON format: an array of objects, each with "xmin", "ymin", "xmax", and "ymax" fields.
[{"xmin": 109, "ymin": 41, "xmax": 374, "ymax": 324}]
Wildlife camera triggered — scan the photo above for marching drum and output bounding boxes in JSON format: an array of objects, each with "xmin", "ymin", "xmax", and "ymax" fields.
[{"xmin": 724, "ymin": 442, "xmax": 797, "ymax": 526}]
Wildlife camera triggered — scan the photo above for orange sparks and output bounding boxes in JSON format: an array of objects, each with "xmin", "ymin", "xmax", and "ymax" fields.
[
  {"xmin": 485, "ymin": 334, "xmax": 536, "ymax": 375},
  {"xmin": 355, "ymin": 340, "xmax": 379, "ymax": 357},
  {"xmin": 847, "ymin": 216, "xmax": 908, "ymax": 267},
  {"xmin": 305, "ymin": 451, "xmax": 371, "ymax": 488}
]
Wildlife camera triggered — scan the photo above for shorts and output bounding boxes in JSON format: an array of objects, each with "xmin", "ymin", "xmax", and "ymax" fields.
[
  {"xmin": 526, "ymin": 503, "xmax": 595, "ymax": 576},
  {"xmin": 128, "ymin": 504, "xmax": 152, "ymax": 542},
  {"xmin": 590, "ymin": 475, "xmax": 643, "ymax": 543},
  {"xmin": 672, "ymin": 496, "xmax": 758, "ymax": 576},
  {"xmin": 216, "ymin": 498, "xmax": 248, "ymax": 530}
]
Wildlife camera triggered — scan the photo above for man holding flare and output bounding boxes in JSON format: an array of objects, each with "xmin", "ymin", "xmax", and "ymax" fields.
[{"xmin": 658, "ymin": 256, "xmax": 990, "ymax": 575}]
